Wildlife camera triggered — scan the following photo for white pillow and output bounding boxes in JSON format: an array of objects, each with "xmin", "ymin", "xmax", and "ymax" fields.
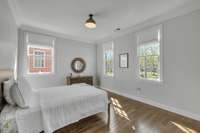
[
  {"xmin": 3, "ymin": 78, "xmax": 15, "ymax": 105},
  {"xmin": 17, "ymin": 77, "xmax": 32, "ymax": 107},
  {"xmin": 10, "ymin": 83, "xmax": 27, "ymax": 108}
]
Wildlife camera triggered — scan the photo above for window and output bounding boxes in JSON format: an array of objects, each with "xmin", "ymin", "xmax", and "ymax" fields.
[
  {"xmin": 137, "ymin": 26, "xmax": 162, "ymax": 81},
  {"xmin": 27, "ymin": 45, "xmax": 54, "ymax": 74},
  {"xmin": 34, "ymin": 51, "xmax": 45, "ymax": 68},
  {"xmin": 103, "ymin": 42, "xmax": 114, "ymax": 77},
  {"xmin": 138, "ymin": 41, "xmax": 160, "ymax": 80}
]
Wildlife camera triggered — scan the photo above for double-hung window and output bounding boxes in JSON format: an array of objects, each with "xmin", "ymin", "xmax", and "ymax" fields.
[
  {"xmin": 103, "ymin": 42, "xmax": 114, "ymax": 77},
  {"xmin": 34, "ymin": 51, "xmax": 45, "ymax": 68},
  {"xmin": 27, "ymin": 45, "xmax": 54, "ymax": 74},
  {"xmin": 26, "ymin": 33, "xmax": 55, "ymax": 74},
  {"xmin": 137, "ymin": 26, "xmax": 162, "ymax": 81}
]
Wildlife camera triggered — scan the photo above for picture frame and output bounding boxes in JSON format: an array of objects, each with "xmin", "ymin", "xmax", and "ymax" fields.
[{"xmin": 119, "ymin": 53, "xmax": 129, "ymax": 68}]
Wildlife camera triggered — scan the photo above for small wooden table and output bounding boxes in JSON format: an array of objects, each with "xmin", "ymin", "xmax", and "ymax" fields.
[{"xmin": 66, "ymin": 76, "xmax": 93, "ymax": 85}]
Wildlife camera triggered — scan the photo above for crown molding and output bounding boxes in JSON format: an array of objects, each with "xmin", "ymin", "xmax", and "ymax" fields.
[
  {"xmin": 95, "ymin": 0, "xmax": 200, "ymax": 44},
  {"xmin": 19, "ymin": 25, "xmax": 95, "ymax": 44}
]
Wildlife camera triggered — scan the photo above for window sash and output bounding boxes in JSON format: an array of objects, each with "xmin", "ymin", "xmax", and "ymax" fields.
[
  {"xmin": 33, "ymin": 51, "xmax": 45, "ymax": 68},
  {"xmin": 138, "ymin": 41, "xmax": 161, "ymax": 81},
  {"xmin": 103, "ymin": 42, "xmax": 114, "ymax": 77},
  {"xmin": 105, "ymin": 51, "xmax": 114, "ymax": 76}
]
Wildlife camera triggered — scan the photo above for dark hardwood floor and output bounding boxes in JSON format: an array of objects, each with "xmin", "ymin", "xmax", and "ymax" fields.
[{"xmin": 54, "ymin": 91, "xmax": 200, "ymax": 133}]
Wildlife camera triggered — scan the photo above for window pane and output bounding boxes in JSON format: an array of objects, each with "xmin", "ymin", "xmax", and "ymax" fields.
[
  {"xmin": 103, "ymin": 43, "xmax": 114, "ymax": 76},
  {"xmin": 138, "ymin": 41, "xmax": 160, "ymax": 80},
  {"xmin": 34, "ymin": 51, "xmax": 45, "ymax": 68},
  {"xmin": 145, "ymin": 55, "xmax": 159, "ymax": 80},
  {"xmin": 105, "ymin": 50, "xmax": 113, "ymax": 76},
  {"xmin": 139, "ymin": 56, "xmax": 145, "ymax": 78}
]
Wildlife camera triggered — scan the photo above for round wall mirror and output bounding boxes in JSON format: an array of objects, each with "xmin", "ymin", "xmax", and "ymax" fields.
[{"xmin": 71, "ymin": 58, "xmax": 86, "ymax": 73}]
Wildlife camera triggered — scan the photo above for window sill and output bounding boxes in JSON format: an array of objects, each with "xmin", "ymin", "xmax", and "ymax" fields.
[
  {"xmin": 136, "ymin": 77, "xmax": 163, "ymax": 85},
  {"xmin": 103, "ymin": 74, "xmax": 114, "ymax": 78},
  {"xmin": 25, "ymin": 72, "xmax": 55, "ymax": 77}
]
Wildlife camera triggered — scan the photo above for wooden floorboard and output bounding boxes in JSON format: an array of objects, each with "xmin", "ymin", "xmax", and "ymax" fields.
[{"xmin": 53, "ymin": 91, "xmax": 200, "ymax": 133}]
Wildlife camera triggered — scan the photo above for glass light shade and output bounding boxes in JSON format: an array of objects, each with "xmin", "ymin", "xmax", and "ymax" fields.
[
  {"xmin": 85, "ymin": 14, "xmax": 96, "ymax": 29},
  {"xmin": 85, "ymin": 22, "xmax": 96, "ymax": 29}
]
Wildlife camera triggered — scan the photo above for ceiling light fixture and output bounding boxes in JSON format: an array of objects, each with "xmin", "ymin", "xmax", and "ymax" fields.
[{"xmin": 85, "ymin": 14, "xmax": 96, "ymax": 29}]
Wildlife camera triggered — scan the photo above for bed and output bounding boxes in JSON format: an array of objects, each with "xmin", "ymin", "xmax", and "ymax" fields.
[{"xmin": 0, "ymin": 69, "xmax": 110, "ymax": 133}]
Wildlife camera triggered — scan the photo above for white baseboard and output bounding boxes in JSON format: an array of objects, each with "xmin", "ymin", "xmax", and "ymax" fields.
[{"xmin": 100, "ymin": 87, "xmax": 200, "ymax": 122}]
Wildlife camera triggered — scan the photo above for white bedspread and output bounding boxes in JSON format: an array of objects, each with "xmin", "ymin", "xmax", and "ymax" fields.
[
  {"xmin": 12, "ymin": 85, "xmax": 108, "ymax": 133},
  {"xmin": 16, "ymin": 106, "xmax": 43, "ymax": 133},
  {"xmin": 0, "ymin": 104, "xmax": 43, "ymax": 133},
  {"xmin": 35, "ymin": 85, "xmax": 107, "ymax": 133}
]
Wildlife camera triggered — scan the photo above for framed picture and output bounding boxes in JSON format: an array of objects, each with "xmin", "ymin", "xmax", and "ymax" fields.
[{"xmin": 119, "ymin": 53, "xmax": 129, "ymax": 68}]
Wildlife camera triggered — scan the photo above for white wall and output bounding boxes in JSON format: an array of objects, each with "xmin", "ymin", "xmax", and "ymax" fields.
[
  {"xmin": 97, "ymin": 10, "xmax": 200, "ymax": 120},
  {"xmin": 0, "ymin": 0, "xmax": 18, "ymax": 69},
  {"xmin": 18, "ymin": 29, "xmax": 96, "ymax": 89}
]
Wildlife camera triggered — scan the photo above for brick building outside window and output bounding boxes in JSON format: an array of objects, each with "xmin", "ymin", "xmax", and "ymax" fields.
[{"xmin": 27, "ymin": 45, "xmax": 53, "ymax": 74}]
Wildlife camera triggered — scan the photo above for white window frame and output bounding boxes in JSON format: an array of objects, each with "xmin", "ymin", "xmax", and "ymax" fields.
[
  {"xmin": 136, "ymin": 26, "xmax": 163, "ymax": 83},
  {"xmin": 103, "ymin": 42, "xmax": 114, "ymax": 77},
  {"xmin": 33, "ymin": 50, "xmax": 46, "ymax": 68},
  {"xmin": 27, "ymin": 44, "xmax": 54, "ymax": 75}
]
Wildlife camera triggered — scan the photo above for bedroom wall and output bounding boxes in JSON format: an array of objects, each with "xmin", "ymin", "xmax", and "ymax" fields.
[
  {"xmin": 0, "ymin": 0, "xmax": 17, "ymax": 104},
  {"xmin": 97, "ymin": 10, "xmax": 200, "ymax": 120},
  {"xmin": 18, "ymin": 29, "xmax": 96, "ymax": 89},
  {"xmin": 0, "ymin": 0, "xmax": 18, "ymax": 69}
]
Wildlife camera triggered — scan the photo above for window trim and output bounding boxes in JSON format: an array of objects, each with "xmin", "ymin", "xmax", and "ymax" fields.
[
  {"xmin": 103, "ymin": 42, "xmax": 114, "ymax": 77},
  {"xmin": 136, "ymin": 26, "xmax": 163, "ymax": 83},
  {"xmin": 27, "ymin": 44, "xmax": 55, "ymax": 75}
]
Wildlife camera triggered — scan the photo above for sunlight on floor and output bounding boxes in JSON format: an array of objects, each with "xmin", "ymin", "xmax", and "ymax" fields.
[
  {"xmin": 111, "ymin": 97, "xmax": 122, "ymax": 108},
  {"xmin": 132, "ymin": 125, "xmax": 136, "ymax": 130},
  {"xmin": 111, "ymin": 97, "xmax": 130, "ymax": 121},
  {"xmin": 170, "ymin": 121, "xmax": 197, "ymax": 133},
  {"xmin": 113, "ymin": 106, "xmax": 130, "ymax": 120}
]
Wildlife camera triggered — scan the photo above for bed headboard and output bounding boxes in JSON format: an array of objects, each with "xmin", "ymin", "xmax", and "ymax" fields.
[{"xmin": 0, "ymin": 69, "xmax": 13, "ymax": 111}]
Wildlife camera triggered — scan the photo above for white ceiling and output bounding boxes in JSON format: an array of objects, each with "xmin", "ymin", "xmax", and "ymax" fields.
[{"xmin": 10, "ymin": 0, "xmax": 198, "ymax": 43}]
